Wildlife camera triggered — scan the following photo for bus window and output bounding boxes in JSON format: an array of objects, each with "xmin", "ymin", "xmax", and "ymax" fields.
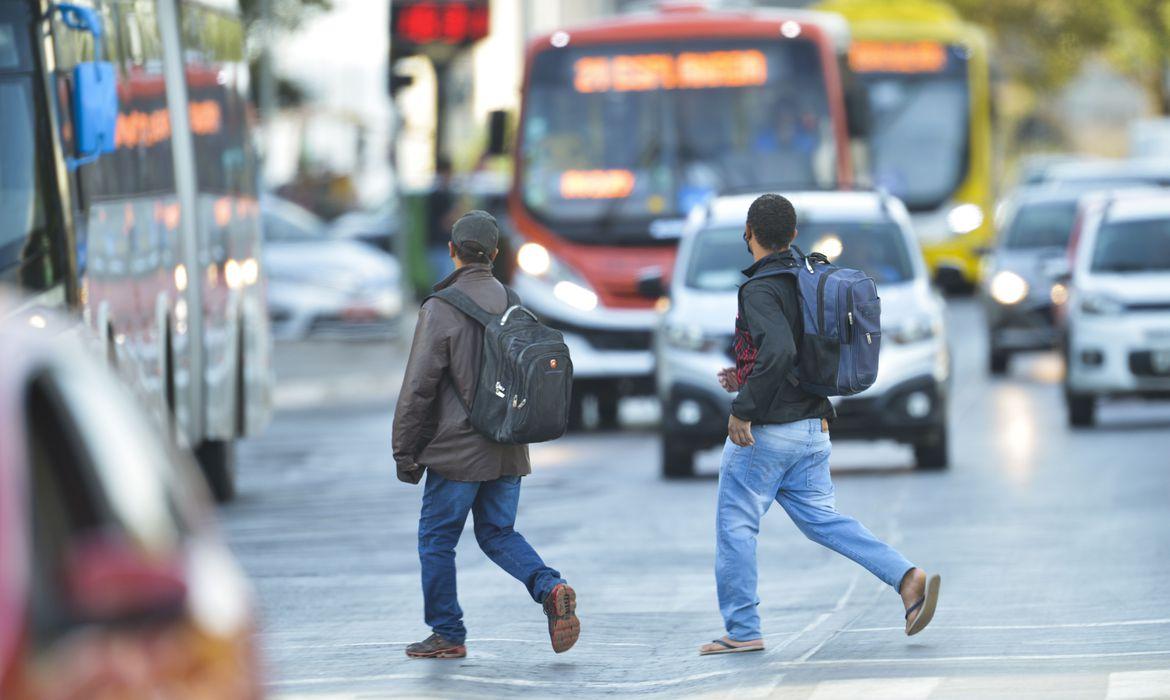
[
  {"xmin": 0, "ymin": 5, "xmax": 58, "ymax": 292},
  {"xmin": 520, "ymin": 38, "xmax": 837, "ymax": 243},
  {"xmin": 852, "ymin": 43, "xmax": 970, "ymax": 212}
]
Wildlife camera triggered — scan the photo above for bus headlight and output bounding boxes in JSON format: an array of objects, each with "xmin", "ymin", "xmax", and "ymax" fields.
[
  {"xmin": 990, "ymin": 270, "xmax": 1028, "ymax": 305},
  {"xmin": 946, "ymin": 203, "xmax": 984, "ymax": 235},
  {"xmin": 516, "ymin": 241, "xmax": 598, "ymax": 312},
  {"xmin": 517, "ymin": 242, "xmax": 551, "ymax": 276}
]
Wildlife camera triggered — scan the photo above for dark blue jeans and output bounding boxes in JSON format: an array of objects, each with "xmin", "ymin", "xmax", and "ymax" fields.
[{"xmin": 418, "ymin": 472, "xmax": 564, "ymax": 645}]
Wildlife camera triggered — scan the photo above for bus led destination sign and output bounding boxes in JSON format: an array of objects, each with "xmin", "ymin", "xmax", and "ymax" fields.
[
  {"xmin": 849, "ymin": 41, "xmax": 947, "ymax": 74},
  {"xmin": 573, "ymin": 49, "xmax": 767, "ymax": 93}
]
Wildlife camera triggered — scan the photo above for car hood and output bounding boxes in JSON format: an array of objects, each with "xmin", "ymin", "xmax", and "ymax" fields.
[
  {"xmin": 1079, "ymin": 272, "xmax": 1170, "ymax": 303},
  {"xmin": 264, "ymin": 240, "xmax": 400, "ymax": 284},
  {"xmin": 669, "ymin": 279, "xmax": 934, "ymax": 335},
  {"xmin": 990, "ymin": 246, "xmax": 1068, "ymax": 283}
]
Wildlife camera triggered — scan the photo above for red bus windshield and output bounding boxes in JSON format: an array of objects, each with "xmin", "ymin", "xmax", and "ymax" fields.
[{"xmin": 519, "ymin": 38, "xmax": 837, "ymax": 243}]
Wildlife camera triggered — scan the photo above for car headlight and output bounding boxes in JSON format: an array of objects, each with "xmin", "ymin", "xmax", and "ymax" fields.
[
  {"xmin": 662, "ymin": 319, "xmax": 724, "ymax": 352},
  {"xmin": 947, "ymin": 203, "xmax": 985, "ymax": 235},
  {"xmin": 891, "ymin": 315, "xmax": 938, "ymax": 344},
  {"xmin": 515, "ymin": 241, "xmax": 598, "ymax": 311},
  {"xmin": 990, "ymin": 270, "xmax": 1029, "ymax": 305},
  {"xmin": 1080, "ymin": 293, "xmax": 1124, "ymax": 315}
]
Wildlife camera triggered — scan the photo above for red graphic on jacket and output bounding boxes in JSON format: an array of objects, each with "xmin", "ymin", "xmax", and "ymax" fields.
[{"xmin": 733, "ymin": 314, "xmax": 758, "ymax": 388}]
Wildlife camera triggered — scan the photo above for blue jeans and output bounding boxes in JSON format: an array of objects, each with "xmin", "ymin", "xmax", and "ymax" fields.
[
  {"xmin": 715, "ymin": 419, "xmax": 915, "ymax": 642},
  {"xmin": 418, "ymin": 472, "xmax": 565, "ymax": 645}
]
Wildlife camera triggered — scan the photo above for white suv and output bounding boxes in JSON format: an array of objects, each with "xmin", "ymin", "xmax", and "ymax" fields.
[
  {"xmin": 1064, "ymin": 193, "xmax": 1170, "ymax": 426},
  {"xmin": 653, "ymin": 191, "xmax": 950, "ymax": 477}
]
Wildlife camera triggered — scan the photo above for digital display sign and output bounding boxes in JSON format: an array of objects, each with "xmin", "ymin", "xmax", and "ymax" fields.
[
  {"xmin": 559, "ymin": 170, "xmax": 636, "ymax": 200},
  {"xmin": 391, "ymin": 1, "xmax": 489, "ymax": 49},
  {"xmin": 848, "ymin": 41, "xmax": 948, "ymax": 74},
  {"xmin": 572, "ymin": 49, "xmax": 768, "ymax": 93}
]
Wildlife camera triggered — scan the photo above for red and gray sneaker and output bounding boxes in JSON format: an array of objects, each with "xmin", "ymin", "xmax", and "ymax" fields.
[
  {"xmin": 543, "ymin": 583, "xmax": 580, "ymax": 653},
  {"xmin": 405, "ymin": 633, "xmax": 466, "ymax": 659}
]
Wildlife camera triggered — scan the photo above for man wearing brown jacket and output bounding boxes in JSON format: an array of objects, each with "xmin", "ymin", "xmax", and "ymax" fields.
[{"xmin": 392, "ymin": 210, "xmax": 579, "ymax": 659}]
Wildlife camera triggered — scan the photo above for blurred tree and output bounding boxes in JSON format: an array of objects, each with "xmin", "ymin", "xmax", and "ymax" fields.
[
  {"xmin": 1108, "ymin": 0, "xmax": 1170, "ymax": 114},
  {"xmin": 946, "ymin": 0, "xmax": 1113, "ymax": 92},
  {"xmin": 238, "ymin": 0, "xmax": 332, "ymax": 31}
]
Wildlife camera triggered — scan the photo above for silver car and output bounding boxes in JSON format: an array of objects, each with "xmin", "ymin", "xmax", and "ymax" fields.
[
  {"xmin": 261, "ymin": 196, "xmax": 404, "ymax": 340},
  {"xmin": 655, "ymin": 191, "xmax": 950, "ymax": 477}
]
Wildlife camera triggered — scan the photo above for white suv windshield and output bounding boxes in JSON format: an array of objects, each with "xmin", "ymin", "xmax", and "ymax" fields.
[
  {"xmin": 1092, "ymin": 217, "xmax": 1170, "ymax": 273},
  {"xmin": 687, "ymin": 221, "xmax": 914, "ymax": 291}
]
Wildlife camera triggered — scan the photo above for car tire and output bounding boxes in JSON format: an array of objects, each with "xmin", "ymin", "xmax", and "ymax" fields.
[
  {"xmin": 597, "ymin": 386, "xmax": 620, "ymax": 430},
  {"xmin": 989, "ymin": 347, "xmax": 1010, "ymax": 375},
  {"xmin": 661, "ymin": 438, "xmax": 696, "ymax": 479},
  {"xmin": 913, "ymin": 429, "xmax": 949, "ymax": 470},
  {"xmin": 1067, "ymin": 393, "xmax": 1096, "ymax": 428},
  {"xmin": 195, "ymin": 439, "xmax": 237, "ymax": 503}
]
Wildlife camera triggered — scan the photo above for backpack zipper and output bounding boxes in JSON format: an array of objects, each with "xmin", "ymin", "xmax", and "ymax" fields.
[
  {"xmin": 816, "ymin": 269, "xmax": 841, "ymax": 334},
  {"xmin": 846, "ymin": 289, "xmax": 855, "ymax": 343}
]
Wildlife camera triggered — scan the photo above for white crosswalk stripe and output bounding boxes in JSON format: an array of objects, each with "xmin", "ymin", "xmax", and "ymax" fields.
[
  {"xmin": 806, "ymin": 676, "xmax": 941, "ymax": 700},
  {"xmin": 1107, "ymin": 670, "xmax": 1170, "ymax": 700}
]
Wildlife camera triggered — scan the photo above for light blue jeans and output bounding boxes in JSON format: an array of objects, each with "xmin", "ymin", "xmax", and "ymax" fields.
[{"xmin": 715, "ymin": 419, "xmax": 915, "ymax": 641}]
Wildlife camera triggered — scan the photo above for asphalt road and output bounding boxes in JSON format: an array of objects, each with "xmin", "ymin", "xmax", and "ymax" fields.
[{"xmin": 222, "ymin": 300, "xmax": 1170, "ymax": 699}]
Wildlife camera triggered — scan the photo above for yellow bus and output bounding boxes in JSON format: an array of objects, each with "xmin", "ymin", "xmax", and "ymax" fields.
[{"xmin": 818, "ymin": 0, "xmax": 993, "ymax": 290}]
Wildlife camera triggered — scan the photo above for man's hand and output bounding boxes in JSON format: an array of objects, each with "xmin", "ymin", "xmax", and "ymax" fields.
[
  {"xmin": 718, "ymin": 367, "xmax": 741, "ymax": 393},
  {"xmin": 728, "ymin": 414, "xmax": 754, "ymax": 447}
]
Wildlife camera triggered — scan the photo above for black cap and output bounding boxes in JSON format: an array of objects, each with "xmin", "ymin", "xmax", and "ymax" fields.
[{"xmin": 451, "ymin": 210, "xmax": 499, "ymax": 254}]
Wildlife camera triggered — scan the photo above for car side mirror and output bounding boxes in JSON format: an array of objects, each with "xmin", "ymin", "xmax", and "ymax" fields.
[
  {"xmin": 63, "ymin": 535, "xmax": 187, "ymax": 626},
  {"xmin": 636, "ymin": 268, "xmax": 668, "ymax": 299}
]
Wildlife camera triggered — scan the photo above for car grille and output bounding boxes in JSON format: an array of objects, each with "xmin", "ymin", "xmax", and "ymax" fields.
[{"xmin": 545, "ymin": 320, "xmax": 652, "ymax": 351}]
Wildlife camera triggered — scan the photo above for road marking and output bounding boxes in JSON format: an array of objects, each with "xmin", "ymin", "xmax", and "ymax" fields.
[
  {"xmin": 1106, "ymin": 670, "xmax": 1170, "ymax": 699},
  {"xmin": 808, "ymin": 676, "xmax": 940, "ymax": 700},
  {"xmin": 272, "ymin": 669, "xmax": 743, "ymax": 691},
  {"xmin": 767, "ymin": 649, "xmax": 1170, "ymax": 668},
  {"xmin": 270, "ymin": 637, "xmax": 653, "ymax": 651},
  {"xmin": 843, "ymin": 617, "xmax": 1170, "ymax": 633}
]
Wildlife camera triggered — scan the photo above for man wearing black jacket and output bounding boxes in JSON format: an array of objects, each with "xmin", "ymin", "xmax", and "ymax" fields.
[{"xmin": 699, "ymin": 194, "xmax": 940, "ymax": 656}]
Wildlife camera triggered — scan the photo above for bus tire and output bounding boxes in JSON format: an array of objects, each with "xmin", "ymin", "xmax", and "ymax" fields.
[{"xmin": 195, "ymin": 439, "xmax": 236, "ymax": 503}]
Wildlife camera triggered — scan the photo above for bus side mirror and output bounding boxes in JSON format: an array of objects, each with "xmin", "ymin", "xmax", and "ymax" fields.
[
  {"xmin": 845, "ymin": 82, "xmax": 871, "ymax": 139},
  {"xmin": 73, "ymin": 61, "xmax": 118, "ymax": 162},
  {"xmin": 487, "ymin": 109, "xmax": 510, "ymax": 156},
  {"xmin": 52, "ymin": 3, "xmax": 118, "ymax": 168}
]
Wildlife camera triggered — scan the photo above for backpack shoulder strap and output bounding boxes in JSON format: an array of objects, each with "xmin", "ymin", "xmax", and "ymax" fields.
[{"xmin": 426, "ymin": 287, "xmax": 495, "ymax": 327}]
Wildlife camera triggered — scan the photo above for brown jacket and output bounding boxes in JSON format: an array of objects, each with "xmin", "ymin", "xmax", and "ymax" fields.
[{"xmin": 392, "ymin": 264, "xmax": 531, "ymax": 483}]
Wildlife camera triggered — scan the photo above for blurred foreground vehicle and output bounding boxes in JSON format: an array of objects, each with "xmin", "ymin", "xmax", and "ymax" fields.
[
  {"xmin": 507, "ymin": 5, "xmax": 866, "ymax": 428},
  {"xmin": 262, "ymin": 196, "xmax": 403, "ymax": 340},
  {"xmin": 0, "ymin": 301, "xmax": 260, "ymax": 699},
  {"xmin": 654, "ymin": 191, "xmax": 949, "ymax": 477},
  {"xmin": 817, "ymin": 0, "xmax": 994, "ymax": 292},
  {"xmin": 0, "ymin": 0, "xmax": 271, "ymax": 501},
  {"xmin": 1064, "ymin": 193, "xmax": 1170, "ymax": 427},
  {"xmin": 982, "ymin": 187, "xmax": 1081, "ymax": 374}
]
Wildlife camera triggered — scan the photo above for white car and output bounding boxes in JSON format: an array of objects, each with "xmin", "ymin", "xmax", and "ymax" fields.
[
  {"xmin": 261, "ymin": 196, "xmax": 404, "ymax": 340},
  {"xmin": 654, "ymin": 191, "xmax": 950, "ymax": 477},
  {"xmin": 1064, "ymin": 192, "xmax": 1170, "ymax": 426}
]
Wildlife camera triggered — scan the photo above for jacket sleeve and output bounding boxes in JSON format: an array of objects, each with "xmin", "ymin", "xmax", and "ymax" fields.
[
  {"xmin": 731, "ymin": 283, "xmax": 797, "ymax": 422},
  {"xmin": 392, "ymin": 301, "xmax": 450, "ymax": 483}
]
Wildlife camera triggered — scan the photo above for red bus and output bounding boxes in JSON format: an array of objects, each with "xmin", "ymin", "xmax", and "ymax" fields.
[
  {"xmin": 508, "ymin": 5, "xmax": 861, "ymax": 425},
  {"xmin": 0, "ymin": 0, "xmax": 270, "ymax": 501}
]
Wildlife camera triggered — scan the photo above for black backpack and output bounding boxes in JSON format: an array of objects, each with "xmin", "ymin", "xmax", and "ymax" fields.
[{"xmin": 427, "ymin": 287, "xmax": 573, "ymax": 444}]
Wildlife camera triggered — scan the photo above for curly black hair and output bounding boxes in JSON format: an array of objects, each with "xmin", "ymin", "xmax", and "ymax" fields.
[{"xmin": 746, "ymin": 194, "xmax": 797, "ymax": 251}]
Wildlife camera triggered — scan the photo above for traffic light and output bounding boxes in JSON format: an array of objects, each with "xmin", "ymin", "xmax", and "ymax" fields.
[{"xmin": 391, "ymin": 1, "xmax": 490, "ymax": 52}]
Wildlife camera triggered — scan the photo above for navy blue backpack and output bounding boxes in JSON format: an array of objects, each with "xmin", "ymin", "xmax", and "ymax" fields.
[{"xmin": 744, "ymin": 246, "xmax": 881, "ymax": 397}]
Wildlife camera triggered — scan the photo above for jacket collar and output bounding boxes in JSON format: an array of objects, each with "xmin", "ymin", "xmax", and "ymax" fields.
[
  {"xmin": 433, "ymin": 262, "xmax": 494, "ymax": 292},
  {"xmin": 742, "ymin": 248, "xmax": 797, "ymax": 278}
]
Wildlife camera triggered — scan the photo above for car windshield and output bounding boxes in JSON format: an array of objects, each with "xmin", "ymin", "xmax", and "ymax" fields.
[
  {"xmin": 687, "ymin": 220, "xmax": 914, "ymax": 291},
  {"xmin": 0, "ymin": 16, "xmax": 45, "ymax": 270},
  {"xmin": 1092, "ymin": 217, "xmax": 1170, "ymax": 273},
  {"xmin": 1003, "ymin": 200, "xmax": 1077, "ymax": 249},
  {"xmin": 853, "ymin": 43, "xmax": 970, "ymax": 211},
  {"xmin": 262, "ymin": 201, "xmax": 327, "ymax": 242},
  {"xmin": 520, "ymin": 38, "xmax": 836, "ymax": 243}
]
